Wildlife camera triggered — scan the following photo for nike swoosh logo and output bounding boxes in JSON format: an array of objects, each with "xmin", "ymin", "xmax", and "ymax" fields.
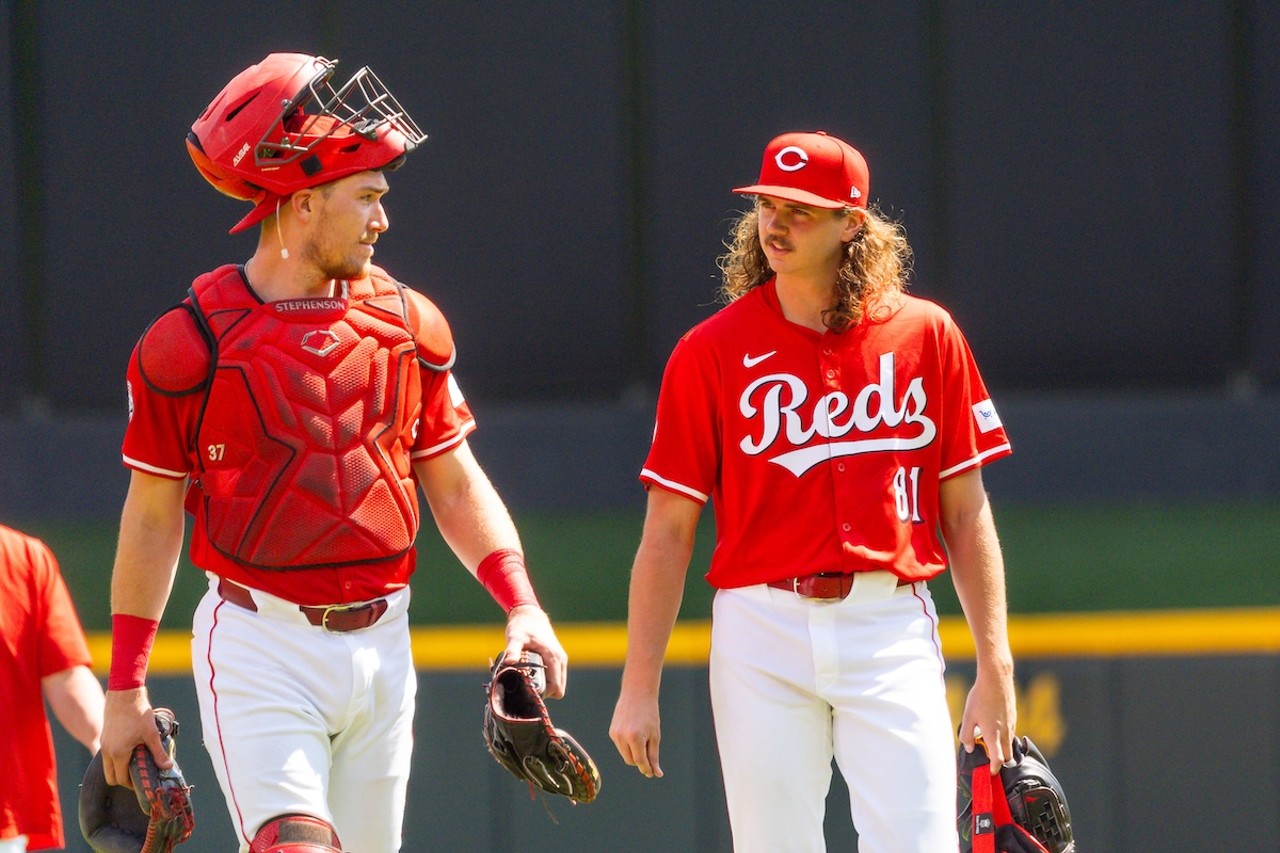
[{"xmin": 742, "ymin": 351, "xmax": 777, "ymax": 368}]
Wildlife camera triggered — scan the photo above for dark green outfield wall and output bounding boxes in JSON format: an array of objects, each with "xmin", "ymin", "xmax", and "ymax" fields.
[{"xmin": 17, "ymin": 499, "xmax": 1280, "ymax": 634}]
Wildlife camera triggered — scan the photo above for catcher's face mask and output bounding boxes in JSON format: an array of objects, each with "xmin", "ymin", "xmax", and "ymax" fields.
[{"xmin": 187, "ymin": 53, "xmax": 427, "ymax": 234}]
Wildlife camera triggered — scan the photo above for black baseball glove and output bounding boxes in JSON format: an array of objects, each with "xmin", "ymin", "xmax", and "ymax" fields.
[
  {"xmin": 958, "ymin": 735, "xmax": 1074, "ymax": 853},
  {"xmin": 80, "ymin": 708, "xmax": 195, "ymax": 853},
  {"xmin": 483, "ymin": 650, "xmax": 601, "ymax": 803}
]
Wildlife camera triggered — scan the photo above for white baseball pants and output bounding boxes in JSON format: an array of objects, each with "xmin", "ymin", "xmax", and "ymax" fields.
[
  {"xmin": 191, "ymin": 575, "xmax": 416, "ymax": 853},
  {"xmin": 710, "ymin": 574, "xmax": 958, "ymax": 852}
]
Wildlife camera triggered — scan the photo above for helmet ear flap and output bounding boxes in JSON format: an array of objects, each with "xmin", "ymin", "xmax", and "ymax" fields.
[{"xmin": 186, "ymin": 133, "xmax": 265, "ymax": 203}]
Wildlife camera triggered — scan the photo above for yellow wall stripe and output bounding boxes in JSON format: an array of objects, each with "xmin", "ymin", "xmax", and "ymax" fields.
[{"xmin": 85, "ymin": 606, "xmax": 1280, "ymax": 676}]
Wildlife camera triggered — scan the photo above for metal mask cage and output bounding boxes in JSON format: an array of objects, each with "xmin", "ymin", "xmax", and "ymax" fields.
[{"xmin": 255, "ymin": 58, "xmax": 427, "ymax": 166}]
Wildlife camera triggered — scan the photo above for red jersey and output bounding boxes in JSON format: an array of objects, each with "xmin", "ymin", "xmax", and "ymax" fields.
[
  {"xmin": 0, "ymin": 524, "xmax": 93, "ymax": 850},
  {"xmin": 121, "ymin": 265, "xmax": 475, "ymax": 605},
  {"xmin": 640, "ymin": 280, "xmax": 1011, "ymax": 587}
]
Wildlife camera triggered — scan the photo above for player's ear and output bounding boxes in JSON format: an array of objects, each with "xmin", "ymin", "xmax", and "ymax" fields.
[
  {"xmin": 290, "ymin": 189, "xmax": 315, "ymax": 222},
  {"xmin": 840, "ymin": 209, "xmax": 866, "ymax": 242}
]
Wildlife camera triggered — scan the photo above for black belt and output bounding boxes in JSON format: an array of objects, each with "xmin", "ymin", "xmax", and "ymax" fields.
[{"xmin": 217, "ymin": 578, "xmax": 388, "ymax": 632}]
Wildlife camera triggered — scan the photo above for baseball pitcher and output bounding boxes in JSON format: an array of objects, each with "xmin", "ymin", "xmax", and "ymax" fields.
[{"xmin": 611, "ymin": 130, "xmax": 1019, "ymax": 851}]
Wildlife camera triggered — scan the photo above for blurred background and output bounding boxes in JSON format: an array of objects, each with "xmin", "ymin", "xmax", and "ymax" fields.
[{"xmin": 1, "ymin": 1, "xmax": 1276, "ymax": 850}]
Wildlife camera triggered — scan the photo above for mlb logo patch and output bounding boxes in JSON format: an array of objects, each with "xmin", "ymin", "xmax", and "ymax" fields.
[{"xmin": 972, "ymin": 399, "xmax": 1002, "ymax": 434}]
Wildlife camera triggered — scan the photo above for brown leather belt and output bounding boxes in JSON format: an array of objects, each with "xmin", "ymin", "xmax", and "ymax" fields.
[
  {"xmin": 767, "ymin": 572, "xmax": 908, "ymax": 600},
  {"xmin": 217, "ymin": 578, "xmax": 388, "ymax": 632}
]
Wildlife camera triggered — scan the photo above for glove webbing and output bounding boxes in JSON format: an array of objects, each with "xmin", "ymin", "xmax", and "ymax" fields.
[
  {"xmin": 524, "ymin": 716, "xmax": 596, "ymax": 803},
  {"xmin": 131, "ymin": 742, "xmax": 194, "ymax": 853}
]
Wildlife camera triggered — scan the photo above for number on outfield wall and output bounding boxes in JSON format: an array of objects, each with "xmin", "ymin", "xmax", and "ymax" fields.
[{"xmin": 893, "ymin": 466, "xmax": 922, "ymax": 523}]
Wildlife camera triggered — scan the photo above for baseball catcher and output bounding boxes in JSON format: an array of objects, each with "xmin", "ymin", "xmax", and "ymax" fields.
[
  {"xmin": 958, "ymin": 734, "xmax": 1075, "ymax": 853},
  {"xmin": 483, "ymin": 651, "xmax": 601, "ymax": 803},
  {"xmin": 80, "ymin": 708, "xmax": 194, "ymax": 853}
]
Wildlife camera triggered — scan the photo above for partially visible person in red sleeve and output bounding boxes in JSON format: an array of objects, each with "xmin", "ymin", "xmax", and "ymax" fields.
[{"xmin": 0, "ymin": 523, "xmax": 105, "ymax": 852}]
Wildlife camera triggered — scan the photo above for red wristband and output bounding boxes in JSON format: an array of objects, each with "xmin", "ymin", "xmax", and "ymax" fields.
[
  {"xmin": 476, "ymin": 548, "xmax": 540, "ymax": 614},
  {"xmin": 108, "ymin": 613, "xmax": 159, "ymax": 691}
]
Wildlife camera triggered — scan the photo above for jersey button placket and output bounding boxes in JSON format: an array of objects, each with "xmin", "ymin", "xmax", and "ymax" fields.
[
  {"xmin": 815, "ymin": 340, "xmax": 845, "ymax": 681},
  {"xmin": 818, "ymin": 345, "xmax": 846, "ymax": 554},
  {"xmin": 824, "ymin": 342, "xmax": 857, "ymax": 567},
  {"xmin": 819, "ymin": 340, "xmax": 839, "ymax": 390},
  {"xmin": 834, "ymin": 461, "xmax": 852, "ymax": 550}
]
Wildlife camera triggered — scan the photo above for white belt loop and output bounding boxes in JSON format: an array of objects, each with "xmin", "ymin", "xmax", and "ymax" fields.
[{"xmin": 843, "ymin": 570, "xmax": 901, "ymax": 605}]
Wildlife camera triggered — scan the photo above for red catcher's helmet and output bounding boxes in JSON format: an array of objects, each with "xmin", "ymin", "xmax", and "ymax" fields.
[{"xmin": 186, "ymin": 53, "xmax": 426, "ymax": 233}]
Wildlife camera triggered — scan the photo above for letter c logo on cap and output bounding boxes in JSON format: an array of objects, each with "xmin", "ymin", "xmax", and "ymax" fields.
[{"xmin": 774, "ymin": 145, "xmax": 809, "ymax": 172}]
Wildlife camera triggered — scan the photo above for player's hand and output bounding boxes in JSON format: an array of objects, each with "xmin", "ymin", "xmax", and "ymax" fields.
[
  {"xmin": 610, "ymin": 689, "xmax": 663, "ymax": 779},
  {"xmin": 959, "ymin": 664, "xmax": 1016, "ymax": 775},
  {"xmin": 503, "ymin": 604, "xmax": 568, "ymax": 699},
  {"xmin": 101, "ymin": 688, "xmax": 171, "ymax": 788}
]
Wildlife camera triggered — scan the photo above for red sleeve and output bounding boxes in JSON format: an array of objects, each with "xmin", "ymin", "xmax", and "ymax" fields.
[
  {"xmin": 936, "ymin": 315, "xmax": 1012, "ymax": 479},
  {"xmin": 401, "ymin": 285, "xmax": 475, "ymax": 458},
  {"xmin": 410, "ymin": 369, "xmax": 476, "ymax": 459},
  {"xmin": 28, "ymin": 535, "xmax": 92, "ymax": 676},
  {"xmin": 639, "ymin": 328, "xmax": 720, "ymax": 504}
]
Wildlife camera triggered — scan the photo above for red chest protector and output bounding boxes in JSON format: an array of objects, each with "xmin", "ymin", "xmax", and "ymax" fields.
[{"xmin": 185, "ymin": 264, "xmax": 428, "ymax": 570}]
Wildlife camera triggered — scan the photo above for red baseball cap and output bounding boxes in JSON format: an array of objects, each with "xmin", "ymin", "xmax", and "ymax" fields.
[{"xmin": 733, "ymin": 131, "xmax": 869, "ymax": 209}]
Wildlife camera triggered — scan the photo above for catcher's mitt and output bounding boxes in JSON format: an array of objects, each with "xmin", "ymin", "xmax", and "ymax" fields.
[
  {"xmin": 80, "ymin": 708, "xmax": 195, "ymax": 853},
  {"xmin": 483, "ymin": 650, "xmax": 601, "ymax": 804},
  {"xmin": 958, "ymin": 735, "xmax": 1074, "ymax": 853}
]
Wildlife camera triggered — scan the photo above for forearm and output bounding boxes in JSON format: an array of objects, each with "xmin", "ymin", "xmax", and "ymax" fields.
[
  {"xmin": 111, "ymin": 476, "xmax": 187, "ymax": 620},
  {"xmin": 415, "ymin": 445, "xmax": 550, "ymax": 620},
  {"xmin": 620, "ymin": 489, "xmax": 701, "ymax": 696},
  {"xmin": 107, "ymin": 472, "xmax": 187, "ymax": 694},
  {"xmin": 947, "ymin": 499, "xmax": 1014, "ymax": 676},
  {"xmin": 416, "ymin": 446, "xmax": 524, "ymax": 574},
  {"xmin": 620, "ymin": 537, "xmax": 693, "ymax": 696},
  {"xmin": 431, "ymin": 474, "xmax": 523, "ymax": 573},
  {"xmin": 43, "ymin": 665, "xmax": 106, "ymax": 753},
  {"xmin": 610, "ymin": 488, "xmax": 700, "ymax": 778},
  {"xmin": 943, "ymin": 471, "xmax": 1018, "ymax": 757},
  {"xmin": 940, "ymin": 470, "xmax": 1013, "ymax": 672},
  {"xmin": 415, "ymin": 445, "xmax": 571, "ymax": 691}
]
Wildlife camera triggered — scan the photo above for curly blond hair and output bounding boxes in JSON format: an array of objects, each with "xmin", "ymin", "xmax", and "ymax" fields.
[{"xmin": 717, "ymin": 204, "xmax": 913, "ymax": 332}]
